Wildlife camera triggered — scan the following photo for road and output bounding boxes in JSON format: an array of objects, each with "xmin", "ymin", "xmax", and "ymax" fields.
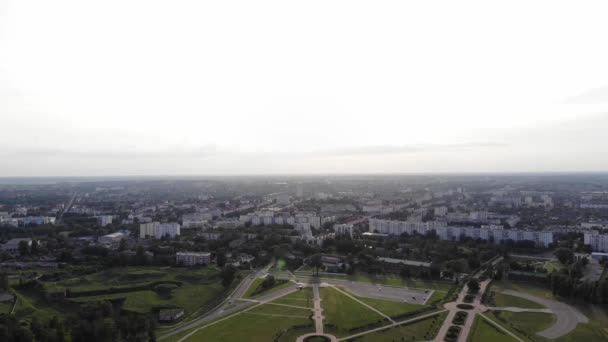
[
  {"xmin": 56, "ymin": 192, "xmax": 77, "ymax": 224},
  {"xmin": 282, "ymin": 274, "xmax": 431, "ymax": 305},
  {"xmin": 158, "ymin": 263, "xmax": 274, "ymax": 340}
]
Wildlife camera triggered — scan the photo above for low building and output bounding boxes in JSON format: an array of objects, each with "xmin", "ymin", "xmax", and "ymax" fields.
[
  {"xmin": 1, "ymin": 238, "xmax": 32, "ymax": 254},
  {"xmin": 176, "ymin": 252, "xmax": 211, "ymax": 266},
  {"xmin": 158, "ymin": 309, "xmax": 184, "ymax": 322},
  {"xmin": 375, "ymin": 257, "xmax": 432, "ymax": 273},
  {"xmin": 99, "ymin": 232, "xmax": 127, "ymax": 245}
]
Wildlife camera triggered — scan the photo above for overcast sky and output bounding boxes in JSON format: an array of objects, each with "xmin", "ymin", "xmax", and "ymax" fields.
[{"xmin": 2, "ymin": 1, "xmax": 608, "ymax": 176}]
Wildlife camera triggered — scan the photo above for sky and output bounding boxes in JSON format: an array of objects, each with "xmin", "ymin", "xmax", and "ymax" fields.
[{"xmin": 1, "ymin": 0, "xmax": 608, "ymax": 176}]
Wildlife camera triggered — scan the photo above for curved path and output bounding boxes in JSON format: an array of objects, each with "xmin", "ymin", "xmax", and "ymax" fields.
[{"xmin": 501, "ymin": 290, "xmax": 588, "ymax": 339}]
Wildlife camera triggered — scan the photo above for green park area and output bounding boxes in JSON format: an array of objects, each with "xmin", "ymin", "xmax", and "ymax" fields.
[
  {"xmin": 243, "ymin": 276, "xmax": 293, "ymax": 298},
  {"xmin": 168, "ymin": 304, "xmax": 315, "ymax": 342},
  {"xmin": 320, "ymin": 287, "xmax": 388, "ymax": 337},
  {"xmin": 492, "ymin": 292, "xmax": 545, "ymax": 309},
  {"xmin": 271, "ymin": 287, "xmax": 314, "ymax": 308},
  {"xmin": 490, "ymin": 311, "xmax": 555, "ymax": 340},
  {"xmin": 10, "ymin": 266, "xmax": 232, "ymax": 328},
  {"xmin": 353, "ymin": 293, "xmax": 430, "ymax": 319},
  {"xmin": 352, "ymin": 311, "xmax": 448, "ymax": 341},
  {"xmin": 468, "ymin": 316, "xmax": 517, "ymax": 342},
  {"xmin": 313, "ymin": 272, "xmax": 454, "ymax": 292}
]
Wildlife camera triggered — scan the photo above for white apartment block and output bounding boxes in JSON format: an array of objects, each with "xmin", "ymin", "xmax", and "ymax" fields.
[
  {"xmin": 176, "ymin": 252, "xmax": 211, "ymax": 266},
  {"xmin": 584, "ymin": 231, "xmax": 608, "ymax": 252},
  {"xmin": 140, "ymin": 222, "xmax": 181, "ymax": 239},
  {"xmin": 240, "ymin": 211, "xmax": 321, "ymax": 228},
  {"xmin": 96, "ymin": 215, "xmax": 113, "ymax": 227},
  {"xmin": 369, "ymin": 219, "xmax": 447, "ymax": 236},
  {"xmin": 182, "ymin": 213, "xmax": 213, "ymax": 228},
  {"xmin": 369, "ymin": 218, "xmax": 553, "ymax": 247},
  {"xmin": 334, "ymin": 223, "xmax": 354, "ymax": 237},
  {"xmin": 434, "ymin": 206, "xmax": 448, "ymax": 216}
]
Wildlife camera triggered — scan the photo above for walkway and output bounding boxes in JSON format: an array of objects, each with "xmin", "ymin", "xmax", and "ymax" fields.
[{"xmin": 312, "ymin": 284, "xmax": 324, "ymax": 334}]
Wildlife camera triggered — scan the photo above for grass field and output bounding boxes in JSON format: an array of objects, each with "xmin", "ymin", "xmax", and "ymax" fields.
[
  {"xmin": 544, "ymin": 262, "xmax": 564, "ymax": 273},
  {"xmin": 243, "ymin": 277, "xmax": 293, "ymax": 298},
  {"xmin": 490, "ymin": 311, "xmax": 555, "ymax": 340},
  {"xmin": 0, "ymin": 301, "xmax": 13, "ymax": 314},
  {"xmin": 320, "ymin": 286, "xmax": 387, "ymax": 337},
  {"xmin": 314, "ymin": 273, "xmax": 454, "ymax": 292},
  {"xmin": 552, "ymin": 304, "xmax": 608, "ymax": 342},
  {"xmin": 175, "ymin": 305, "xmax": 314, "ymax": 342},
  {"xmin": 271, "ymin": 287, "xmax": 314, "ymax": 308},
  {"xmin": 351, "ymin": 311, "xmax": 448, "ymax": 341},
  {"xmin": 11, "ymin": 287, "xmax": 70, "ymax": 322},
  {"xmin": 468, "ymin": 316, "xmax": 517, "ymax": 342},
  {"xmin": 493, "ymin": 292, "xmax": 546, "ymax": 309},
  {"xmin": 37, "ymin": 266, "xmax": 230, "ymax": 328},
  {"xmin": 353, "ymin": 293, "xmax": 428, "ymax": 318},
  {"xmin": 247, "ymin": 303, "xmax": 311, "ymax": 317},
  {"xmin": 490, "ymin": 280, "xmax": 554, "ymax": 300}
]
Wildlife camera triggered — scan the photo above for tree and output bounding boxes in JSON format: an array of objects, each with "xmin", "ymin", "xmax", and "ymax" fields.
[
  {"xmin": 118, "ymin": 238, "xmax": 127, "ymax": 252},
  {"xmin": 307, "ymin": 254, "xmax": 323, "ymax": 276},
  {"xmin": 221, "ymin": 265, "xmax": 237, "ymax": 288},
  {"xmin": 216, "ymin": 252, "xmax": 227, "ymax": 268},
  {"xmin": 0, "ymin": 273, "xmax": 8, "ymax": 291},
  {"xmin": 262, "ymin": 275, "xmax": 276, "ymax": 289},
  {"xmin": 30, "ymin": 240, "xmax": 39, "ymax": 255},
  {"xmin": 19, "ymin": 240, "xmax": 30, "ymax": 256},
  {"xmin": 555, "ymin": 248, "xmax": 574, "ymax": 265},
  {"xmin": 467, "ymin": 278, "xmax": 480, "ymax": 293}
]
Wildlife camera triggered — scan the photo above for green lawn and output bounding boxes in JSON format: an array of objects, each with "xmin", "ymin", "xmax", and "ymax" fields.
[
  {"xmin": 0, "ymin": 301, "xmax": 13, "ymax": 314},
  {"xmin": 351, "ymin": 311, "xmax": 448, "ymax": 341},
  {"xmin": 176, "ymin": 307, "xmax": 314, "ymax": 342},
  {"xmin": 38, "ymin": 266, "xmax": 231, "ymax": 328},
  {"xmin": 426, "ymin": 289, "xmax": 450, "ymax": 304},
  {"xmin": 271, "ymin": 287, "xmax": 314, "ymax": 308},
  {"xmin": 493, "ymin": 292, "xmax": 545, "ymax": 309},
  {"xmin": 490, "ymin": 310, "xmax": 555, "ymax": 341},
  {"xmin": 243, "ymin": 277, "xmax": 293, "ymax": 298},
  {"xmin": 353, "ymin": 294, "xmax": 428, "ymax": 318},
  {"xmin": 491, "ymin": 280, "xmax": 554, "ymax": 300},
  {"xmin": 320, "ymin": 287, "xmax": 387, "ymax": 337},
  {"xmin": 313, "ymin": 273, "xmax": 454, "ymax": 292},
  {"xmin": 468, "ymin": 316, "xmax": 517, "ymax": 342},
  {"xmin": 544, "ymin": 262, "xmax": 563, "ymax": 273},
  {"xmin": 246, "ymin": 303, "xmax": 311, "ymax": 317}
]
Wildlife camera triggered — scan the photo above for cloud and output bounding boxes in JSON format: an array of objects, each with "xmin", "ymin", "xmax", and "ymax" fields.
[
  {"xmin": 316, "ymin": 142, "xmax": 509, "ymax": 157},
  {"xmin": 0, "ymin": 145, "xmax": 221, "ymax": 159},
  {"xmin": 564, "ymin": 85, "xmax": 608, "ymax": 104}
]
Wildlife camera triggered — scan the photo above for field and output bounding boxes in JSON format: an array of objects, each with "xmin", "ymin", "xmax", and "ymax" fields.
[
  {"xmin": 353, "ymin": 293, "xmax": 429, "ymax": 318},
  {"xmin": 490, "ymin": 311, "xmax": 555, "ymax": 337},
  {"xmin": 493, "ymin": 292, "xmax": 545, "ymax": 309},
  {"xmin": 552, "ymin": 304, "xmax": 608, "ymax": 342},
  {"xmin": 312, "ymin": 272, "xmax": 454, "ymax": 292},
  {"xmin": 320, "ymin": 286, "xmax": 387, "ymax": 337},
  {"xmin": 243, "ymin": 277, "xmax": 293, "ymax": 298},
  {"xmin": 60, "ymin": 267, "xmax": 227, "ymax": 323},
  {"xmin": 468, "ymin": 316, "xmax": 517, "ymax": 342},
  {"xmin": 173, "ymin": 304, "xmax": 315, "ymax": 342},
  {"xmin": 271, "ymin": 287, "xmax": 314, "ymax": 308},
  {"xmin": 352, "ymin": 311, "xmax": 448, "ymax": 341}
]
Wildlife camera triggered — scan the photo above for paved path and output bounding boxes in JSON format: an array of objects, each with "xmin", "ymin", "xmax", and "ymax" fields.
[
  {"xmin": 501, "ymin": 290, "xmax": 588, "ymax": 339},
  {"xmin": 489, "ymin": 306, "xmax": 553, "ymax": 313},
  {"xmin": 312, "ymin": 284, "xmax": 324, "ymax": 334}
]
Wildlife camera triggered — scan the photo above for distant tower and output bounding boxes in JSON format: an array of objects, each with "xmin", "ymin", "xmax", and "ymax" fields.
[{"xmin": 296, "ymin": 183, "xmax": 304, "ymax": 198}]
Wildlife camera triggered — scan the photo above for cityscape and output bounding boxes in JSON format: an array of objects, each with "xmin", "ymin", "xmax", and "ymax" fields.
[
  {"xmin": 1, "ymin": 175, "xmax": 608, "ymax": 341},
  {"xmin": 2, "ymin": 1, "xmax": 608, "ymax": 341}
]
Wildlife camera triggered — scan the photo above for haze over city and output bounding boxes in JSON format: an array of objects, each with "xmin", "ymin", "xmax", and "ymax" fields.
[{"xmin": 2, "ymin": 1, "xmax": 608, "ymax": 176}]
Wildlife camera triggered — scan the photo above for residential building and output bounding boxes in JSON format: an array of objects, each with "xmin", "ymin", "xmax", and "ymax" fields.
[
  {"xmin": 333, "ymin": 223, "xmax": 353, "ymax": 237},
  {"xmin": 99, "ymin": 232, "xmax": 127, "ymax": 244},
  {"xmin": 176, "ymin": 252, "xmax": 211, "ymax": 266}
]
